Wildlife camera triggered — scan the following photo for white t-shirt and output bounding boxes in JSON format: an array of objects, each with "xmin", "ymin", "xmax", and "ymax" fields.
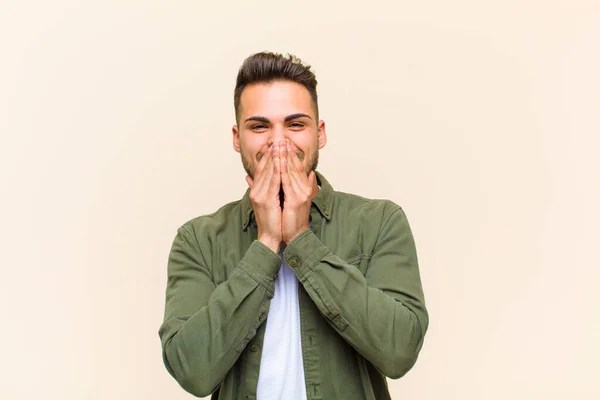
[{"xmin": 256, "ymin": 242, "xmax": 307, "ymax": 400}]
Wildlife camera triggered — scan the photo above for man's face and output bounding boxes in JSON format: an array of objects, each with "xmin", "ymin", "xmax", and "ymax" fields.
[{"xmin": 232, "ymin": 80, "xmax": 327, "ymax": 179}]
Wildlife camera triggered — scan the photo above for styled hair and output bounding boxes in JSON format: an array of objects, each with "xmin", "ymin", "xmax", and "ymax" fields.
[{"xmin": 234, "ymin": 52, "xmax": 319, "ymax": 123}]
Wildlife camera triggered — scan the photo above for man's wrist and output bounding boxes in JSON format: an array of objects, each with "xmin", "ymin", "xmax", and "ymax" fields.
[
  {"xmin": 283, "ymin": 226, "xmax": 310, "ymax": 245},
  {"xmin": 258, "ymin": 236, "xmax": 281, "ymax": 254}
]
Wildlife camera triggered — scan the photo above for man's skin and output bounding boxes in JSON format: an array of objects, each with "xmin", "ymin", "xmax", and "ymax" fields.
[{"xmin": 232, "ymin": 80, "xmax": 328, "ymax": 254}]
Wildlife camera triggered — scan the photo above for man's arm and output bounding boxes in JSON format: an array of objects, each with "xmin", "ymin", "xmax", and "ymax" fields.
[
  {"xmin": 283, "ymin": 204, "xmax": 428, "ymax": 379},
  {"xmin": 158, "ymin": 225, "xmax": 281, "ymax": 397}
]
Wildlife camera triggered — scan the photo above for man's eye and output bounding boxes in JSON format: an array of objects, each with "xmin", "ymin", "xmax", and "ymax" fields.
[
  {"xmin": 252, "ymin": 124, "xmax": 267, "ymax": 130},
  {"xmin": 289, "ymin": 122, "xmax": 304, "ymax": 128}
]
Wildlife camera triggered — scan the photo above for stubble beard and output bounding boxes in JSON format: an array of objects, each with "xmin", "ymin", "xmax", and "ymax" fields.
[{"xmin": 241, "ymin": 147, "xmax": 319, "ymax": 180}]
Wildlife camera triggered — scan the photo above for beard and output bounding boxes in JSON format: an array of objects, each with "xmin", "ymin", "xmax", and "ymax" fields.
[{"xmin": 241, "ymin": 146, "xmax": 319, "ymax": 180}]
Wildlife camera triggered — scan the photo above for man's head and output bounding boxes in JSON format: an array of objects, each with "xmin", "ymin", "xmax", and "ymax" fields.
[{"xmin": 232, "ymin": 52, "xmax": 327, "ymax": 179}]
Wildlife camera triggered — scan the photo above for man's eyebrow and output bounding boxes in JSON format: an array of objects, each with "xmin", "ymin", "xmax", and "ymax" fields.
[
  {"xmin": 245, "ymin": 116, "xmax": 270, "ymax": 123},
  {"xmin": 244, "ymin": 114, "xmax": 312, "ymax": 123},
  {"xmin": 284, "ymin": 113, "xmax": 312, "ymax": 122}
]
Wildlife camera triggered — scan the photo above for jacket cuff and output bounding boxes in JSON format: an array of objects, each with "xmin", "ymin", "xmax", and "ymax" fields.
[
  {"xmin": 238, "ymin": 240, "xmax": 282, "ymax": 297},
  {"xmin": 283, "ymin": 229, "xmax": 330, "ymax": 278}
]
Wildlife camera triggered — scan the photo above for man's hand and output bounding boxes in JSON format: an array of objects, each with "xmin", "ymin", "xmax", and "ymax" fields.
[
  {"xmin": 246, "ymin": 144, "xmax": 283, "ymax": 253},
  {"xmin": 280, "ymin": 140, "xmax": 316, "ymax": 244}
]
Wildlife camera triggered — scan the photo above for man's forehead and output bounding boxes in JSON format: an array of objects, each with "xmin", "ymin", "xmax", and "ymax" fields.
[{"xmin": 239, "ymin": 81, "xmax": 315, "ymax": 120}]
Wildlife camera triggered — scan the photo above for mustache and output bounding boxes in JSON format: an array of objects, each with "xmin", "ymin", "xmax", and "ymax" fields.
[{"xmin": 257, "ymin": 150, "xmax": 304, "ymax": 161}]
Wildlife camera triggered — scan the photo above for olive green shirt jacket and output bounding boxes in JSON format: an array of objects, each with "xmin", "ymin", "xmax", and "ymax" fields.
[{"xmin": 159, "ymin": 171, "xmax": 429, "ymax": 399}]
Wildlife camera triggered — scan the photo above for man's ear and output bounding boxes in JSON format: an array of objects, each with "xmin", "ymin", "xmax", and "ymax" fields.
[
  {"xmin": 232, "ymin": 125, "xmax": 241, "ymax": 153},
  {"xmin": 317, "ymin": 120, "xmax": 327, "ymax": 149}
]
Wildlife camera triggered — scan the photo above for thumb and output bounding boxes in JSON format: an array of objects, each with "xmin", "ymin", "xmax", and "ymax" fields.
[
  {"xmin": 308, "ymin": 170, "xmax": 316, "ymax": 186},
  {"xmin": 245, "ymin": 175, "xmax": 253, "ymax": 187}
]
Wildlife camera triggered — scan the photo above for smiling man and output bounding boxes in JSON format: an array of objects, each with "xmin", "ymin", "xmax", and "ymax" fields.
[{"xmin": 159, "ymin": 52, "xmax": 429, "ymax": 400}]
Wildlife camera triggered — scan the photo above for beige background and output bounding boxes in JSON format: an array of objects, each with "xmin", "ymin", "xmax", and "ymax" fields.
[{"xmin": 1, "ymin": 1, "xmax": 599, "ymax": 399}]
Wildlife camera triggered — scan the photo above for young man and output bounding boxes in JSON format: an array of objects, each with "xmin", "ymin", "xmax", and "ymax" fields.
[{"xmin": 159, "ymin": 52, "xmax": 429, "ymax": 400}]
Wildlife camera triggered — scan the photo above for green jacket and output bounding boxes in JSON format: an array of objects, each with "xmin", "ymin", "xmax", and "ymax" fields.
[{"xmin": 159, "ymin": 171, "xmax": 428, "ymax": 399}]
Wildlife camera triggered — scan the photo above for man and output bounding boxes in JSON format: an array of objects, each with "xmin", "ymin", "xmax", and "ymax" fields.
[{"xmin": 159, "ymin": 52, "xmax": 428, "ymax": 399}]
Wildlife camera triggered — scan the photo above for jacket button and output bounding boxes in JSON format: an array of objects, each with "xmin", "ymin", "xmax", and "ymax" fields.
[
  {"xmin": 289, "ymin": 259, "xmax": 298, "ymax": 268},
  {"xmin": 250, "ymin": 345, "xmax": 259, "ymax": 352},
  {"xmin": 259, "ymin": 313, "xmax": 265, "ymax": 321}
]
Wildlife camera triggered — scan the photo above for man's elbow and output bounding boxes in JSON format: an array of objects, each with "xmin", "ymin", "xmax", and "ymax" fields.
[
  {"xmin": 382, "ymin": 351, "xmax": 420, "ymax": 379},
  {"xmin": 166, "ymin": 361, "xmax": 220, "ymax": 397},
  {"xmin": 382, "ymin": 317, "xmax": 427, "ymax": 379},
  {"xmin": 177, "ymin": 374, "xmax": 218, "ymax": 398},
  {"xmin": 162, "ymin": 343, "xmax": 219, "ymax": 397}
]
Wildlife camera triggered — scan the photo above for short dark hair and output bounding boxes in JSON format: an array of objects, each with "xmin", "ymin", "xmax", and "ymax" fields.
[{"xmin": 234, "ymin": 52, "xmax": 319, "ymax": 123}]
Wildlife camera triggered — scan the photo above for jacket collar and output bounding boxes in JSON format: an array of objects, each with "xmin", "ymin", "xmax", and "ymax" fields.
[{"xmin": 241, "ymin": 170, "xmax": 333, "ymax": 231}]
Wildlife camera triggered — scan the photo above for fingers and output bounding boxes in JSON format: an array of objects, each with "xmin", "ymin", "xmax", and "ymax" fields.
[
  {"xmin": 268, "ymin": 144, "xmax": 281, "ymax": 196},
  {"xmin": 254, "ymin": 145, "xmax": 272, "ymax": 181},
  {"xmin": 283, "ymin": 142, "xmax": 304, "ymax": 190},
  {"xmin": 251, "ymin": 144, "xmax": 282, "ymax": 200},
  {"xmin": 254, "ymin": 166, "xmax": 273, "ymax": 201},
  {"xmin": 288, "ymin": 165, "xmax": 306, "ymax": 198},
  {"xmin": 281, "ymin": 142, "xmax": 307, "ymax": 200},
  {"xmin": 250, "ymin": 141, "xmax": 311, "ymax": 202},
  {"xmin": 281, "ymin": 154, "xmax": 292, "ymax": 193},
  {"xmin": 307, "ymin": 170, "xmax": 316, "ymax": 189},
  {"xmin": 286, "ymin": 141, "xmax": 304, "ymax": 174}
]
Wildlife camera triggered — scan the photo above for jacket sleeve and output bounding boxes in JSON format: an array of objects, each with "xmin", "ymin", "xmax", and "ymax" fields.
[
  {"xmin": 158, "ymin": 225, "xmax": 281, "ymax": 397},
  {"xmin": 283, "ymin": 205, "xmax": 428, "ymax": 379}
]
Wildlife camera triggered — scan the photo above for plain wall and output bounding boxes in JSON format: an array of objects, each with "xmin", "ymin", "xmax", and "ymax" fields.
[{"xmin": 1, "ymin": 1, "xmax": 599, "ymax": 399}]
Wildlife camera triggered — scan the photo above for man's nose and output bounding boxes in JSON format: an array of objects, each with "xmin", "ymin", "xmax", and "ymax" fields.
[{"xmin": 267, "ymin": 125, "xmax": 286, "ymax": 146}]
